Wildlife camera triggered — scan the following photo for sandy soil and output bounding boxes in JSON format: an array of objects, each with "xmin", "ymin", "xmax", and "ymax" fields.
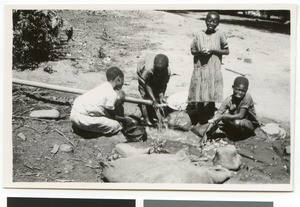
[
  {"xmin": 13, "ymin": 10, "xmax": 291, "ymax": 123},
  {"xmin": 12, "ymin": 10, "xmax": 291, "ymax": 184}
]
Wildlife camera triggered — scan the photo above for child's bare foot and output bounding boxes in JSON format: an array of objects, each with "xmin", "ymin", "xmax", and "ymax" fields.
[{"xmin": 141, "ymin": 118, "xmax": 154, "ymax": 126}]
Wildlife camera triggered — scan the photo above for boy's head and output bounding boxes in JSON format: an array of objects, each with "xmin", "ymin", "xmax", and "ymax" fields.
[
  {"xmin": 232, "ymin": 76, "xmax": 249, "ymax": 100},
  {"xmin": 206, "ymin": 11, "xmax": 220, "ymax": 32},
  {"xmin": 153, "ymin": 54, "xmax": 169, "ymax": 77},
  {"xmin": 106, "ymin": 67, "xmax": 124, "ymax": 90}
]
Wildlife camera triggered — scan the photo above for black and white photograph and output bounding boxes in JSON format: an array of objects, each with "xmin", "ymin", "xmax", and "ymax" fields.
[{"xmin": 3, "ymin": 4, "xmax": 296, "ymax": 190}]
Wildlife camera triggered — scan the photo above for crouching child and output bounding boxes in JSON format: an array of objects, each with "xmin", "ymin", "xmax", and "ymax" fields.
[
  {"xmin": 202, "ymin": 76, "xmax": 259, "ymax": 144},
  {"xmin": 137, "ymin": 53, "xmax": 171, "ymax": 126},
  {"xmin": 70, "ymin": 67, "xmax": 134, "ymax": 137}
]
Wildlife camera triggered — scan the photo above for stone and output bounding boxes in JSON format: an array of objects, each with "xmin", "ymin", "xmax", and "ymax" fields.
[
  {"xmin": 102, "ymin": 57, "xmax": 111, "ymax": 64},
  {"xmin": 50, "ymin": 144, "xmax": 60, "ymax": 154},
  {"xmin": 103, "ymin": 153, "xmax": 231, "ymax": 183},
  {"xmin": 17, "ymin": 132, "xmax": 26, "ymax": 140},
  {"xmin": 213, "ymin": 145, "xmax": 242, "ymax": 171},
  {"xmin": 115, "ymin": 143, "xmax": 152, "ymax": 157},
  {"xmin": 244, "ymin": 58, "xmax": 252, "ymax": 63},
  {"xmin": 60, "ymin": 144, "xmax": 73, "ymax": 152},
  {"xmin": 62, "ymin": 160, "xmax": 75, "ymax": 173},
  {"xmin": 167, "ymin": 111, "xmax": 192, "ymax": 131},
  {"xmin": 191, "ymin": 123, "xmax": 209, "ymax": 137},
  {"xmin": 63, "ymin": 163, "xmax": 75, "ymax": 172},
  {"xmin": 261, "ymin": 123, "xmax": 287, "ymax": 140},
  {"xmin": 29, "ymin": 109, "xmax": 60, "ymax": 119},
  {"xmin": 284, "ymin": 146, "xmax": 291, "ymax": 155},
  {"xmin": 96, "ymin": 152, "xmax": 103, "ymax": 160}
]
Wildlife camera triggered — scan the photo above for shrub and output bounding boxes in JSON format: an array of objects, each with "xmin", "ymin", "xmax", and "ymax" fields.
[{"xmin": 13, "ymin": 10, "xmax": 63, "ymax": 70}]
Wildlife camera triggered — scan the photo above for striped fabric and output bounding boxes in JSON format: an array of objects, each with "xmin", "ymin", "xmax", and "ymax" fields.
[{"xmin": 188, "ymin": 30, "xmax": 228, "ymax": 103}]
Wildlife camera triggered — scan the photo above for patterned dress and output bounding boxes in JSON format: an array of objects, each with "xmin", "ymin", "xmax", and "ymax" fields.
[{"xmin": 188, "ymin": 29, "xmax": 228, "ymax": 103}]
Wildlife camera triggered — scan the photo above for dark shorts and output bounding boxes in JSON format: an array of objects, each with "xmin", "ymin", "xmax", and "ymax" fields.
[{"xmin": 221, "ymin": 118, "xmax": 255, "ymax": 140}]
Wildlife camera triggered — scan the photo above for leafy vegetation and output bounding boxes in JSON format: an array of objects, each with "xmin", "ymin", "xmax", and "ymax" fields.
[{"xmin": 13, "ymin": 10, "xmax": 63, "ymax": 70}]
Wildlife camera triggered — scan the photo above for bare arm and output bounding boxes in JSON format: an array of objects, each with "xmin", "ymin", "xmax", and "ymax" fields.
[
  {"xmin": 210, "ymin": 48, "xmax": 229, "ymax": 56},
  {"xmin": 158, "ymin": 81, "xmax": 168, "ymax": 103},
  {"xmin": 106, "ymin": 110, "xmax": 132, "ymax": 126},
  {"xmin": 114, "ymin": 115, "xmax": 128, "ymax": 123},
  {"xmin": 192, "ymin": 48, "xmax": 229, "ymax": 57},
  {"xmin": 146, "ymin": 84, "xmax": 156, "ymax": 102},
  {"xmin": 191, "ymin": 49, "xmax": 206, "ymax": 56}
]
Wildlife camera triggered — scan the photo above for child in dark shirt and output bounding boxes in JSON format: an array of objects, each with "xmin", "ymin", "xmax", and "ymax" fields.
[
  {"xmin": 202, "ymin": 76, "xmax": 258, "ymax": 144},
  {"xmin": 137, "ymin": 54, "xmax": 171, "ymax": 125}
]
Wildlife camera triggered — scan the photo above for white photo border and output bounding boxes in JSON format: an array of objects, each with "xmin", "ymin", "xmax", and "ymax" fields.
[{"xmin": 3, "ymin": 3, "xmax": 297, "ymax": 191}]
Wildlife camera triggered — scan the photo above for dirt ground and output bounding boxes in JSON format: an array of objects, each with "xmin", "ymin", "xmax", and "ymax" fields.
[{"xmin": 12, "ymin": 10, "xmax": 291, "ymax": 184}]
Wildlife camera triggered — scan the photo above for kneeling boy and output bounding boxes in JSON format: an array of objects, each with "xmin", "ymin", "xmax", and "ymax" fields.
[
  {"xmin": 70, "ymin": 67, "xmax": 131, "ymax": 136},
  {"xmin": 203, "ymin": 76, "xmax": 258, "ymax": 143}
]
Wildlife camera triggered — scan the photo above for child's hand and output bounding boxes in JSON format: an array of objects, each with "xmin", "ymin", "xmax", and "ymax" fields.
[
  {"xmin": 153, "ymin": 99, "xmax": 162, "ymax": 109},
  {"xmin": 201, "ymin": 48, "xmax": 211, "ymax": 55},
  {"xmin": 153, "ymin": 100, "xmax": 165, "ymax": 115},
  {"xmin": 159, "ymin": 97, "xmax": 167, "ymax": 104},
  {"xmin": 124, "ymin": 116, "xmax": 137, "ymax": 127},
  {"xmin": 153, "ymin": 99, "xmax": 158, "ymax": 107}
]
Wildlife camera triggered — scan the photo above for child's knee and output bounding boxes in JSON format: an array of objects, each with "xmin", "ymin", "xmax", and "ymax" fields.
[
  {"xmin": 230, "ymin": 119, "xmax": 254, "ymax": 136},
  {"xmin": 232, "ymin": 119, "xmax": 253, "ymax": 130},
  {"xmin": 239, "ymin": 119, "xmax": 254, "ymax": 131},
  {"xmin": 233, "ymin": 119, "xmax": 241, "ymax": 127},
  {"xmin": 107, "ymin": 120, "xmax": 123, "ymax": 133}
]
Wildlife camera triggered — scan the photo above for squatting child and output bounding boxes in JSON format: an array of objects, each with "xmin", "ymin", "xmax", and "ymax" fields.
[
  {"xmin": 203, "ymin": 76, "xmax": 259, "ymax": 144},
  {"xmin": 70, "ymin": 67, "xmax": 133, "ymax": 136}
]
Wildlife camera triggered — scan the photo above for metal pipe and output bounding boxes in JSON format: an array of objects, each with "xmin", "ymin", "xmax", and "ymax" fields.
[
  {"xmin": 13, "ymin": 78, "xmax": 85, "ymax": 94},
  {"xmin": 12, "ymin": 78, "xmax": 167, "ymax": 107}
]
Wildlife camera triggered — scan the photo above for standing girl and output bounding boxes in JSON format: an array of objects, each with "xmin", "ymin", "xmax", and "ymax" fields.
[{"xmin": 188, "ymin": 11, "xmax": 229, "ymax": 125}]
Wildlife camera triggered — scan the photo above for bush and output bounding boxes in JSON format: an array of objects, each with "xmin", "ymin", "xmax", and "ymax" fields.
[{"xmin": 13, "ymin": 10, "xmax": 63, "ymax": 70}]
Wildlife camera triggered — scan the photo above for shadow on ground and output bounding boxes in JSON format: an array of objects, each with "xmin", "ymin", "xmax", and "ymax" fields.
[
  {"xmin": 163, "ymin": 10, "xmax": 290, "ymax": 35},
  {"xmin": 199, "ymin": 17, "xmax": 290, "ymax": 35}
]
